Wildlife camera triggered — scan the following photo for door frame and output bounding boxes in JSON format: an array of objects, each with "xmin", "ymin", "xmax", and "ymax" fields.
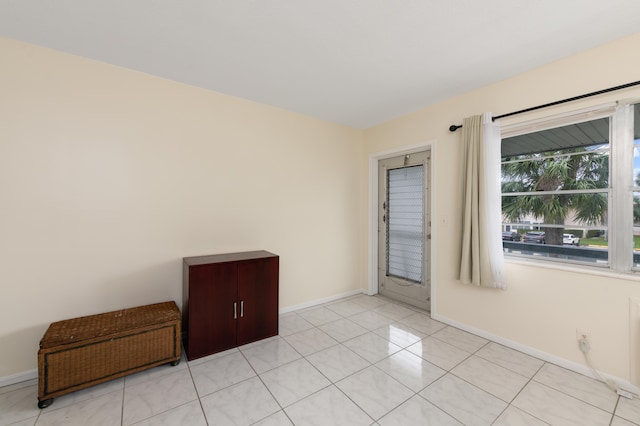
[{"xmin": 368, "ymin": 140, "xmax": 436, "ymax": 312}]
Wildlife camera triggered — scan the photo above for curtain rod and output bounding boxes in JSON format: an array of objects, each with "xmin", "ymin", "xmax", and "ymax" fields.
[{"xmin": 448, "ymin": 80, "xmax": 640, "ymax": 132}]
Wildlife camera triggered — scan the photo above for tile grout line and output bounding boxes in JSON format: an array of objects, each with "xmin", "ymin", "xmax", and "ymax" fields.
[
  {"xmin": 240, "ymin": 339, "xmax": 306, "ymax": 425},
  {"xmin": 290, "ymin": 300, "xmax": 402, "ymax": 424},
  {"xmin": 301, "ymin": 299, "xmax": 427, "ymax": 423},
  {"xmin": 293, "ymin": 299, "xmax": 450, "ymax": 423},
  {"xmin": 120, "ymin": 377, "xmax": 126, "ymax": 426},
  {"xmin": 4, "ymin": 294, "xmax": 629, "ymax": 426},
  {"xmin": 529, "ymin": 365, "xmax": 621, "ymax": 415},
  {"xmin": 185, "ymin": 355, "xmax": 210, "ymax": 426}
]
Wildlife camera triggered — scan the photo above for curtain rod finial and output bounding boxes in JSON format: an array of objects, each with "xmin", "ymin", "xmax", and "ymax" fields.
[{"xmin": 449, "ymin": 124, "xmax": 462, "ymax": 132}]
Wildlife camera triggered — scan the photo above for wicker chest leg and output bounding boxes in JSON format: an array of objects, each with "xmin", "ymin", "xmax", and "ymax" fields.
[{"xmin": 38, "ymin": 398, "xmax": 53, "ymax": 409}]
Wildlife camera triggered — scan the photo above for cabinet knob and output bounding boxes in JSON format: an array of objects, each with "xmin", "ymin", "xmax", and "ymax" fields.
[
  {"xmin": 240, "ymin": 301, "xmax": 244, "ymax": 318},
  {"xmin": 233, "ymin": 302, "xmax": 237, "ymax": 319}
]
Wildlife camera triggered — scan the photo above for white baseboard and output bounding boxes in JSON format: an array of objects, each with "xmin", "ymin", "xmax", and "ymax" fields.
[
  {"xmin": 6, "ymin": 294, "xmax": 634, "ymax": 397},
  {"xmin": 0, "ymin": 290, "xmax": 366, "ymax": 388},
  {"xmin": 279, "ymin": 289, "xmax": 364, "ymax": 314},
  {"xmin": 0, "ymin": 369, "xmax": 37, "ymax": 389},
  {"xmin": 432, "ymin": 312, "xmax": 640, "ymax": 396}
]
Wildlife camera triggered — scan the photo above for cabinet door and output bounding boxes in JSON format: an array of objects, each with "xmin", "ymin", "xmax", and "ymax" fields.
[
  {"xmin": 188, "ymin": 263, "xmax": 237, "ymax": 358},
  {"xmin": 237, "ymin": 257, "xmax": 279, "ymax": 346}
]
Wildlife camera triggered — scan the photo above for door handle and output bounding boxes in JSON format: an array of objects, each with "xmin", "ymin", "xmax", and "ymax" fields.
[
  {"xmin": 233, "ymin": 302, "xmax": 237, "ymax": 319},
  {"xmin": 240, "ymin": 301, "xmax": 244, "ymax": 318}
]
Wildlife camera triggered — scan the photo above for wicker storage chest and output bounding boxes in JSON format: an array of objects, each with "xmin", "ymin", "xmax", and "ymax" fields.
[{"xmin": 37, "ymin": 301, "xmax": 181, "ymax": 408}]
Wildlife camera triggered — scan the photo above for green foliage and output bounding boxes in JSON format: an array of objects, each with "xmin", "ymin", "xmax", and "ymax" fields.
[
  {"xmin": 580, "ymin": 237, "xmax": 607, "ymax": 247},
  {"xmin": 502, "ymin": 147, "xmax": 608, "ymax": 233},
  {"xmin": 564, "ymin": 229, "xmax": 584, "ymax": 237},
  {"xmin": 586, "ymin": 229, "xmax": 605, "ymax": 238},
  {"xmin": 581, "ymin": 235, "xmax": 640, "ymax": 249}
]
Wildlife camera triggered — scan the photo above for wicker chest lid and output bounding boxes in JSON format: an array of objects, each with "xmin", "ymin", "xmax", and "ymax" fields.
[{"xmin": 39, "ymin": 301, "xmax": 180, "ymax": 349}]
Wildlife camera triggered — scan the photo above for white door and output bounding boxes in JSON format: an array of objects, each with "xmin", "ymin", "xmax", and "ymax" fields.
[{"xmin": 378, "ymin": 151, "xmax": 431, "ymax": 311}]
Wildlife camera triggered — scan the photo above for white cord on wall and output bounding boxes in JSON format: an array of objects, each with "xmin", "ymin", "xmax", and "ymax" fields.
[{"xmin": 578, "ymin": 336, "xmax": 634, "ymax": 399}]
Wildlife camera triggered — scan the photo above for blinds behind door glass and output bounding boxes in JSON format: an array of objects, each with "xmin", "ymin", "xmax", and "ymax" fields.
[{"xmin": 386, "ymin": 165, "xmax": 423, "ymax": 283}]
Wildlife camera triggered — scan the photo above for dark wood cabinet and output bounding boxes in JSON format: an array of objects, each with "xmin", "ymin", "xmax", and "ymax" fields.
[{"xmin": 182, "ymin": 251, "xmax": 279, "ymax": 360}]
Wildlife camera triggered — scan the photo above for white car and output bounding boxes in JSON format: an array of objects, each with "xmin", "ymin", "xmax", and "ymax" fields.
[{"xmin": 563, "ymin": 234, "xmax": 580, "ymax": 245}]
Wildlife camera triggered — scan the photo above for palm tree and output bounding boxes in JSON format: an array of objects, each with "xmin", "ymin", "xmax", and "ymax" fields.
[{"xmin": 501, "ymin": 147, "xmax": 608, "ymax": 246}]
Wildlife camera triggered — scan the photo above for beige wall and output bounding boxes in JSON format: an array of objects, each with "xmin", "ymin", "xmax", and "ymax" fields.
[
  {"xmin": 0, "ymin": 38, "xmax": 364, "ymax": 377},
  {"xmin": 364, "ymin": 32, "xmax": 640, "ymax": 385},
  {"xmin": 3, "ymin": 31, "xmax": 640, "ymax": 387}
]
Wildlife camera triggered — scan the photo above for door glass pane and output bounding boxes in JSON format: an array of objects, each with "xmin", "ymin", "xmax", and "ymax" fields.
[{"xmin": 386, "ymin": 165, "xmax": 423, "ymax": 283}]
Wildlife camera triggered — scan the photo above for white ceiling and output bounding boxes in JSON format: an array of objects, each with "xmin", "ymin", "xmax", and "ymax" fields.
[{"xmin": 1, "ymin": 1, "xmax": 639, "ymax": 128}]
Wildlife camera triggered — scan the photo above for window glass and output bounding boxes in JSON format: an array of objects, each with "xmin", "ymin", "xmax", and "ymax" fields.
[{"xmin": 501, "ymin": 118, "xmax": 610, "ymax": 266}]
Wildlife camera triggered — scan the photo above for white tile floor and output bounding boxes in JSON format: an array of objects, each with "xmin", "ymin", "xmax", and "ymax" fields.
[{"xmin": 2, "ymin": 294, "xmax": 640, "ymax": 425}]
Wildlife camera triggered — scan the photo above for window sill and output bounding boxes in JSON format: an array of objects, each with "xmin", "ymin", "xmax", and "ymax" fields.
[{"xmin": 504, "ymin": 255, "xmax": 640, "ymax": 283}]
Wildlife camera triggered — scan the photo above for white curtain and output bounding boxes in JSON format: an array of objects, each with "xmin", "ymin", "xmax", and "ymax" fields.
[{"xmin": 459, "ymin": 113, "xmax": 506, "ymax": 289}]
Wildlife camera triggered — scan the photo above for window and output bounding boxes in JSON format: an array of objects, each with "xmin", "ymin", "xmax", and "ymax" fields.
[{"xmin": 500, "ymin": 102, "xmax": 639, "ymax": 273}]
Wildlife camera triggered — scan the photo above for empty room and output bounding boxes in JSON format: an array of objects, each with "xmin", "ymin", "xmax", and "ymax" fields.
[{"xmin": 2, "ymin": 1, "xmax": 640, "ymax": 425}]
